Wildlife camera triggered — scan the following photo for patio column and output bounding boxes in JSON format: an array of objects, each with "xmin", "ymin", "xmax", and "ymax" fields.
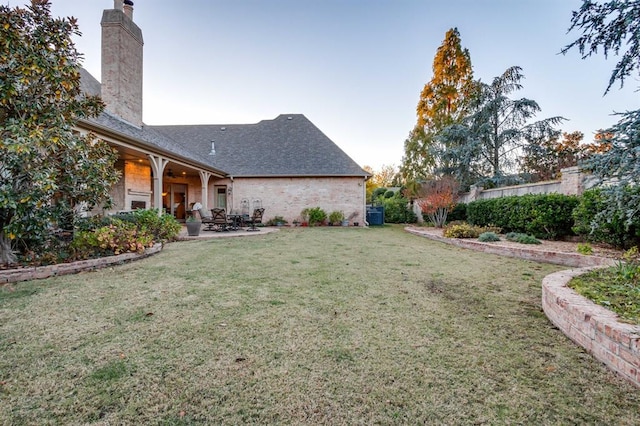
[
  {"xmin": 148, "ymin": 154, "xmax": 170, "ymax": 216},
  {"xmin": 199, "ymin": 170, "xmax": 212, "ymax": 209}
]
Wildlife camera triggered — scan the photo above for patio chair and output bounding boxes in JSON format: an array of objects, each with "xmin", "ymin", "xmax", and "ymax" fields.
[
  {"xmin": 245, "ymin": 208, "xmax": 265, "ymax": 232},
  {"xmin": 211, "ymin": 208, "xmax": 232, "ymax": 231},
  {"xmin": 197, "ymin": 208, "xmax": 216, "ymax": 231}
]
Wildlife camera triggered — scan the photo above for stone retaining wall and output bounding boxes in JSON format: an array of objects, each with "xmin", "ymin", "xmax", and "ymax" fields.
[
  {"xmin": 542, "ymin": 268, "xmax": 640, "ymax": 388},
  {"xmin": 0, "ymin": 243, "xmax": 162, "ymax": 285},
  {"xmin": 404, "ymin": 227, "xmax": 616, "ymax": 268}
]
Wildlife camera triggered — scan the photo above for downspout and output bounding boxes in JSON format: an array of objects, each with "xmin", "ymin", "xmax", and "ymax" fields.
[{"xmin": 363, "ymin": 176, "xmax": 369, "ymax": 227}]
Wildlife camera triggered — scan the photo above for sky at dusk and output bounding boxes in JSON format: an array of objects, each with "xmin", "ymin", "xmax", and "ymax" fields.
[{"xmin": 8, "ymin": 0, "xmax": 640, "ymax": 170}]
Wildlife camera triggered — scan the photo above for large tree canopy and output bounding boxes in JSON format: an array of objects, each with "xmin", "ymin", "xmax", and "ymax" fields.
[
  {"xmin": 436, "ymin": 66, "xmax": 564, "ymax": 187},
  {"xmin": 401, "ymin": 28, "xmax": 476, "ymax": 182},
  {"xmin": 562, "ymin": 0, "xmax": 640, "ymax": 93},
  {"xmin": 563, "ymin": 1, "xmax": 640, "ymax": 232},
  {"xmin": 0, "ymin": 0, "xmax": 119, "ymax": 264}
]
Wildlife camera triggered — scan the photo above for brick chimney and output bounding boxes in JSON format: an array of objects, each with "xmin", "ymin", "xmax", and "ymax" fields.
[{"xmin": 101, "ymin": 0, "xmax": 144, "ymax": 127}]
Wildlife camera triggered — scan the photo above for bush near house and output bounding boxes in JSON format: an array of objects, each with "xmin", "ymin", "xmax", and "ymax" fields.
[
  {"xmin": 447, "ymin": 203, "xmax": 468, "ymax": 223},
  {"xmin": 67, "ymin": 211, "xmax": 181, "ymax": 263},
  {"xmin": 306, "ymin": 207, "xmax": 327, "ymax": 226},
  {"xmin": 466, "ymin": 194, "xmax": 579, "ymax": 240},
  {"xmin": 572, "ymin": 186, "xmax": 640, "ymax": 249},
  {"xmin": 381, "ymin": 194, "xmax": 417, "ymax": 224}
]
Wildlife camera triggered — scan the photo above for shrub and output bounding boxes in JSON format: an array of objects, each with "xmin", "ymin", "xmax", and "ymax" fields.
[
  {"xmin": 505, "ymin": 232, "xmax": 541, "ymax": 244},
  {"xmin": 381, "ymin": 196, "xmax": 417, "ymax": 223},
  {"xmin": 328, "ymin": 211, "xmax": 344, "ymax": 225},
  {"xmin": 416, "ymin": 177, "xmax": 459, "ymax": 228},
  {"xmin": 266, "ymin": 216, "xmax": 288, "ymax": 226},
  {"xmin": 447, "ymin": 203, "xmax": 467, "ymax": 223},
  {"xmin": 71, "ymin": 218, "xmax": 153, "ymax": 258},
  {"xmin": 467, "ymin": 194, "xmax": 579, "ymax": 239},
  {"xmin": 572, "ymin": 187, "xmax": 640, "ymax": 249},
  {"xmin": 443, "ymin": 223, "xmax": 481, "ymax": 238},
  {"xmin": 478, "ymin": 232, "xmax": 500, "ymax": 242},
  {"xmin": 306, "ymin": 207, "xmax": 327, "ymax": 226},
  {"xmin": 132, "ymin": 209, "xmax": 181, "ymax": 242},
  {"xmin": 576, "ymin": 243, "xmax": 593, "ymax": 255}
]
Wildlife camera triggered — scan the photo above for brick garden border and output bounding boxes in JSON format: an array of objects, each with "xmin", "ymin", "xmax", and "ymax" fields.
[
  {"xmin": 542, "ymin": 268, "xmax": 640, "ymax": 388},
  {"xmin": 405, "ymin": 226, "xmax": 640, "ymax": 387},
  {"xmin": 0, "ymin": 243, "xmax": 163, "ymax": 285},
  {"xmin": 404, "ymin": 226, "xmax": 616, "ymax": 268}
]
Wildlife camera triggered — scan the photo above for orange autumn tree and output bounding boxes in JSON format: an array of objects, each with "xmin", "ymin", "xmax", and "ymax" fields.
[{"xmin": 416, "ymin": 177, "xmax": 459, "ymax": 228}]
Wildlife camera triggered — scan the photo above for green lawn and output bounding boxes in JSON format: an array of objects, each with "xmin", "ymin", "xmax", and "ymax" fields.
[{"xmin": 1, "ymin": 226, "xmax": 639, "ymax": 424}]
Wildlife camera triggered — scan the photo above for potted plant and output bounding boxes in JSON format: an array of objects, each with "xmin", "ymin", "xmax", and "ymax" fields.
[
  {"xmin": 328, "ymin": 210, "xmax": 344, "ymax": 226},
  {"xmin": 185, "ymin": 214, "xmax": 201, "ymax": 236}
]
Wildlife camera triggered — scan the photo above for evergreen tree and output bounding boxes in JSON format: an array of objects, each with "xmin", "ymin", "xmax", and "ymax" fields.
[
  {"xmin": 563, "ymin": 0, "xmax": 640, "ymax": 233},
  {"xmin": 401, "ymin": 28, "xmax": 475, "ymax": 182},
  {"xmin": 437, "ymin": 66, "xmax": 564, "ymax": 187},
  {"xmin": 0, "ymin": 0, "xmax": 120, "ymax": 264}
]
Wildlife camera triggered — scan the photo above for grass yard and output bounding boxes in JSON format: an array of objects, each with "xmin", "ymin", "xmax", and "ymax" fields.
[{"xmin": 1, "ymin": 226, "xmax": 639, "ymax": 424}]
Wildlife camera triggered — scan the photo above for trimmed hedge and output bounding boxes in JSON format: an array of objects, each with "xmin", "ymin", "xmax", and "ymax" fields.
[
  {"xmin": 382, "ymin": 196, "xmax": 417, "ymax": 223},
  {"xmin": 466, "ymin": 194, "xmax": 579, "ymax": 240},
  {"xmin": 572, "ymin": 187, "xmax": 640, "ymax": 249}
]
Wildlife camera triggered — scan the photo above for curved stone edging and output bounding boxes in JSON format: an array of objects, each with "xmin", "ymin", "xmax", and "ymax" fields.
[
  {"xmin": 0, "ymin": 243, "xmax": 163, "ymax": 285},
  {"xmin": 542, "ymin": 268, "xmax": 640, "ymax": 388},
  {"xmin": 405, "ymin": 226, "xmax": 617, "ymax": 268}
]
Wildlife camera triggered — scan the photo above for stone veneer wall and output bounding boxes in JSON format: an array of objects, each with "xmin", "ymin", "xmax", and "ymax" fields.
[
  {"xmin": 542, "ymin": 268, "xmax": 640, "ymax": 388},
  {"xmin": 123, "ymin": 160, "xmax": 151, "ymax": 211},
  {"xmin": 229, "ymin": 176, "xmax": 366, "ymax": 225},
  {"xmin": 457, "ymin": 166, "xmax": 596, "ymax": 204}
]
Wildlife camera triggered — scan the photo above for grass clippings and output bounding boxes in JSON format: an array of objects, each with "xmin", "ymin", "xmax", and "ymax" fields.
[{"xmin": 1, "ymin": 226, "xmax": 639, "ymax": 424}]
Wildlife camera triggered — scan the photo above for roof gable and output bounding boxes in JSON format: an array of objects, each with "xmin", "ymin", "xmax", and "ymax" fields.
[{"xmin": 151, "ymin": 114, "xmax": 369, "ymax": 177}]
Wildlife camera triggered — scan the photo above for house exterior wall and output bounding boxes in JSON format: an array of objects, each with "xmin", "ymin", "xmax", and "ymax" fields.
[
  {"xmin": 123, "ymin": 160, "xmax": 151, "ymax": 211},
  {"xmin": 228, "ymin": 176, "xmax": 367, "ymax": 225}
]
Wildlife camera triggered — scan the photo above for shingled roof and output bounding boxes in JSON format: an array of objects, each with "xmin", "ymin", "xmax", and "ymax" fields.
[{"xmin": 151, "ymin": 114, "xmax": 369, "ymax": 178}]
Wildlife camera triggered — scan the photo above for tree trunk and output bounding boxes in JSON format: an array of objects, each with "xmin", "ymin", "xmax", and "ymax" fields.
[{"xmin": 0, "ymin": 232, "xmax": 17, "ymax": 265}]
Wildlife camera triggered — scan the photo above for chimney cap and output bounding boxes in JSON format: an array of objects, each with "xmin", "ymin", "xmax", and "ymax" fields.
[{"xmin": 124, "ymin": 0, "xmax": 134, "ymax": 5}]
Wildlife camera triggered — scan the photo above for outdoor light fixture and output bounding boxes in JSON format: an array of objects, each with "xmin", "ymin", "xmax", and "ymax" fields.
[{"xmin": 167, "ymin": 168, "xmax": 174, "ymax": 177}]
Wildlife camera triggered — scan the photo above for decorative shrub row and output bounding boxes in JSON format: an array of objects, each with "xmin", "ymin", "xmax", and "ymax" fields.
[
  {"xmin": 71, "ymin": 210, "xmax": 181, "ymax": 259},
  {"xmin": 572, "ymin": 187, "xmax": 640, "ymax": 249},
  {"xmin": 465, "ymin": 194, "xmax": 579, "ymax": 240},
  {"xmin": 443, "ymin": 223, "xmax": 501, "ymax": 239}
]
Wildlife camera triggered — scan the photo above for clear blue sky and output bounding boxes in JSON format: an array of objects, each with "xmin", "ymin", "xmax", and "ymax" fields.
[{"xmin": 10, "ymin": 0, "xmax": 640, "ymax": 170}]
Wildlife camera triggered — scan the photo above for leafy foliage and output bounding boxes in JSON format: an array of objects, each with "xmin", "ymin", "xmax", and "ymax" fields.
[
  {"xmin": 569, "ymin": 249, "xmax": 640, "ymax": 324},
  {"xmin": 306, "ymin": 207, "xmax": 327, "ymax": 226},
  {"xmin": 478, "ymin": 231, "xmax": 501, "ymax": 242},
  {"xmin": 380, "ymin": 194, "xmax": 416, "ymax": 224},
  {"xmin": 505, "ymin": 232, "xmax": 541, "ymax": 245},
  {"xmin": 572, "ymin": 187, "xmax": 640, "ymax": 248},
  {"xmin": 401, "ymin": 28, "xmax": 476, "ymax": 181},
  {"xmin": 70, "ymin": 211, "xmax": 180, "ymax": 260},
  {"xmin": 577, "ymin": 243, "xmax": 593, "ymax": 255},
  {"xmin": 415, "ymin": 177, "xmax": 459, "ymax": 228},
  {"xmin": 562, "ymin": 0, "xmax": 640, "ymax": 93},
  {"xmin": 521, "ymin": 131, "xmax": 608, "ymax": 180},
  {"xmin": 466, "ymin": 194, "xmax": 579, "ymax": 240},
  {"xmin": 0, "ymin": 1, "xmax": 119, "ymax": 264},
  {"xmin": 328, "ymin": 211, "xmax": 344, "ymax": 225},
  {"xmin": 563, "ymin": 1, "xmax": 640, "ymax": 247},
  {"xmin": 72, "ymin": 219, "xmax": 153, "ymax": 257},
  {"xmin": 436, "ymin": 66, "xmax": 565, "ymax": 186}
]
